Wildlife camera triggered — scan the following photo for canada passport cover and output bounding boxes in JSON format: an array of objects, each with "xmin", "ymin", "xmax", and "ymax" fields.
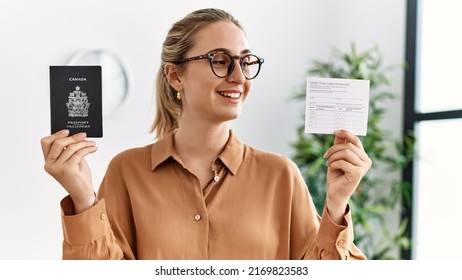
[{"xmin": 49, "ymin": 66, "xmax": 102, "ymax": 137}]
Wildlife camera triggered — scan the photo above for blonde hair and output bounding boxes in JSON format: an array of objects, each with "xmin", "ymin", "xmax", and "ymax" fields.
[{"xmin": 151, "ymin": 8, "xmax": 244, "ymax": 139}]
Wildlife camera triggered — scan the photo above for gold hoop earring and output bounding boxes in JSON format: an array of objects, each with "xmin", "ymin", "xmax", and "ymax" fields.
[{"xmin": 176, "ymin": 92, "xmax": 181, "ymax": 100}]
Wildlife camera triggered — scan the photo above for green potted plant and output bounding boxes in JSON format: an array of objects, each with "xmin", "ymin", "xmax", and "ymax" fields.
[{"xmin": 291, "ymin": 44, "xmax": 415, "ymax": 259}]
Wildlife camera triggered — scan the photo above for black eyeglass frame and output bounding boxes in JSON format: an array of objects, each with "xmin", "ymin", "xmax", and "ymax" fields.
[{"xmin": 174, "ymin": 52, "xmax": 264, "ymax": 80}]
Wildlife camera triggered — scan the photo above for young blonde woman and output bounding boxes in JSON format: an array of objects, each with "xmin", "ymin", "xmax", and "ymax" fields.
[{"xmin": 41, "ymin": 8, "xmax": 371, "ymax": 260}]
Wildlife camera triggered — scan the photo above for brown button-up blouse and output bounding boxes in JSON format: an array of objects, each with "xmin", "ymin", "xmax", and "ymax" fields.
[{"xmin": 60, "ymin": 130, "xmax": 365, "ymax": 260}]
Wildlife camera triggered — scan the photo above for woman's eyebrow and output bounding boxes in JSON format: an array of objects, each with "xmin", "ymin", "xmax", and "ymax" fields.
[{"xmin": 207, "ymin": 48, "xmax": 253, "ymax": 54}]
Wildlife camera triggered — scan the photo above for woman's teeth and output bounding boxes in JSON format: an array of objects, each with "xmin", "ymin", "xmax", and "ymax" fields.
[{"xmin": 218, "ymin": 92, "xmax": 240, "ymax": 98}]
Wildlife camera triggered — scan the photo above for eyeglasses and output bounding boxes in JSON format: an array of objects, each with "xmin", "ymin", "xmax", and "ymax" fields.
[{"xmin": 175, "ymin": 52, "xmax": 264, "ymax": 80}]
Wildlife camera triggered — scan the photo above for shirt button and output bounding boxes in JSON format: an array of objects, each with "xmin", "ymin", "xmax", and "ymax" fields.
[
  {"xmin": 194, "ymin": 214, "xmax": 201, "ymax": 221},
  {"xmin": 337, "ymin": 240, "xmax": 345, "ymax": 246},
  {"xmin": 100, "ymin": 213, "xmax": 106, "ymax": 220}
]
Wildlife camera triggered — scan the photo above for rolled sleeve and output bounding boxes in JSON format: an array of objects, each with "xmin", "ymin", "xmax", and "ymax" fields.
[
  {"xmin": 316, "ymin": 204, "xmax": 366, "ymax": 260},
  {"xmin": 61, "ymin": 196, "xmax": 112, "ymax": 246}
]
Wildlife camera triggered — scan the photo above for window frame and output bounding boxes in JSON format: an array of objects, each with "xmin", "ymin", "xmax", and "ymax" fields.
[{"xmin": 402, "ymin": 0, "xmax": 462, "ymax": 259}]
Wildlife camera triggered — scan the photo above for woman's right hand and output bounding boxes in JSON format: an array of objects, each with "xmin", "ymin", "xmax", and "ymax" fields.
[{"xmin": 40, "ymin": 129, "xmax": 98, "ymax": 214}]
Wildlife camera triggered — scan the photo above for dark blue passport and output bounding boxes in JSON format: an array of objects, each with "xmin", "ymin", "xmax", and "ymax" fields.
[{"xmin": 49, "ymin": 65, "xmax": 102, "ymax": 137}]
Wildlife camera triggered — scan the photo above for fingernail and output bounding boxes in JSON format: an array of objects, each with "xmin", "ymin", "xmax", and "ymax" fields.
[{"xmin": 323, "ymin": 152, "xmax": 328, "ymax": 158}]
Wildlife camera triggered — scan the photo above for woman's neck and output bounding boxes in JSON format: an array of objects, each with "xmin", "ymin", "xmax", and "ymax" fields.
[{"xmin": 173, "ymin": 120, "xmax": 230, "ymax": 162}]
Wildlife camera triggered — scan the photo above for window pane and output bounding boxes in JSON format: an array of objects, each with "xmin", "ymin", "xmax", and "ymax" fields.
[
  {"xmin": 413, "ymin": 119, "xmax": 462, "ymax": 259},
  {"xmin": 417, "ymin": 1, "xmax": 462, "ymax": 113}
]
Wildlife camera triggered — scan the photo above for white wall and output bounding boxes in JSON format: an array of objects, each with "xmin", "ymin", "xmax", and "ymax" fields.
[{"xmin": 0, "ymin": 0, "xmax": 406, "ymax": 259}]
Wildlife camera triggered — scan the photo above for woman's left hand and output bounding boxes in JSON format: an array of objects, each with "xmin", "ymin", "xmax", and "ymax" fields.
[{"xmin": 323, "ymin": 130, "xmax": 372, "ymax": 223}]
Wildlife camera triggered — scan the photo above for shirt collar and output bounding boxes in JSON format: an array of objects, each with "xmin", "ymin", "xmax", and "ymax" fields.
[
  {"xmin": 150, "ymin": 130, "xmax": 244, "ymax": 175},
  {"xmin": 217, "ymin": 130, "xmax": 244, "ymax": 175},
  {"xmin": 150, "ymin": 132, "xmax": 176, "ymax": 171}
]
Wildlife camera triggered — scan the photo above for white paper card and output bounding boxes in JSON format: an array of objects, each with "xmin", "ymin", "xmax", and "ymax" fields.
[{"xmin": 304, "ymin": 77, "xmax": 370, "ymax": 136}]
